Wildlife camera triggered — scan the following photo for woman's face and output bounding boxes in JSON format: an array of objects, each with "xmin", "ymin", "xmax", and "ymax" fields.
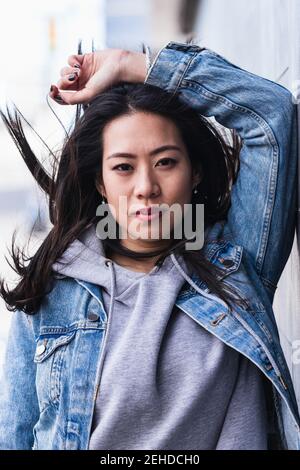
[{"xmin": 98, "ymin": 111, "xmax": 200, "ymax": 252}]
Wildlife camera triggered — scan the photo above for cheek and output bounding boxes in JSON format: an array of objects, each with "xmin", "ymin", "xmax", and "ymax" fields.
[
  {"xmin": 104, "ymin": 185, "xmax": 129, "ymax": 228},
  {"xmin": 167, "ymin": 171, "xmax": 193, "ymax": 203},
  {"xmin": 106, "ymin": 197, "xmax": 127, "ymax": 227},
  {"xmin": 102, "ymin": 169, "xmax": 125, "ymax": 209}
]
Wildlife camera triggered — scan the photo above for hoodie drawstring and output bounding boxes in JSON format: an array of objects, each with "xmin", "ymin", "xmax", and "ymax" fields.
[
  {"xmin": 96, "ymin": 260, "xmax": 116, "ymax": 367},
  {"xmin": 170, "ymin": 253, "xmax": 229, "ymax": 311}
]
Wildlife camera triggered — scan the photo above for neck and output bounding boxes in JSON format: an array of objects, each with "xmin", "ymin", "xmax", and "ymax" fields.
[
  {"xmin": 107, "ymin": 238, "xmax": 172, "ymax": 273},
  {"xmin": 108, "ymin": 251, "xmax": 161, "ymax": 273}
]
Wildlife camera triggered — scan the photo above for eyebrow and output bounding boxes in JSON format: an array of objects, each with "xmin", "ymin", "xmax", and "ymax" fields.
[{"xmin": 106, "ymin": 145, "xmax": 182, "ymax": 160}]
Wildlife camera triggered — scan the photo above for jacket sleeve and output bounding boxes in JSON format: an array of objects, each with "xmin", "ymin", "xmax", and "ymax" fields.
[
  {"xmin": 144, "ymin": 41, "xmax": 298, "ymax": 303},
  {"xmin": 0, "ymin": 309, "xmax": 39, "ymax": 449}
]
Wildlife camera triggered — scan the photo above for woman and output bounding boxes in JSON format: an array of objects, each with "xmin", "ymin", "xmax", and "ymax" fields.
[{"xmin": 0, "ymin": 41, "xmax": 299, "ymax": 450}]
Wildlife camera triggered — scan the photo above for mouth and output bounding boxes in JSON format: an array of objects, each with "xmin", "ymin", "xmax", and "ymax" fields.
[
  {"xmin": 134, "ymin": 206, "xmax": 162, "ymax": 221},
  {"xmin": 136, "ymin": 206, "xmax": 159, "ymax": 216}
]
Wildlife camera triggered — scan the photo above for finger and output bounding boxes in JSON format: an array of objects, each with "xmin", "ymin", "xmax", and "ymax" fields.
[
  {"xmin": 49, "ymin": 84, "xmax": 60, "ymax": 101},
  {"xmin": 67, "ymin": 54, "xmax": 85, "ymax": 68},
  {"xmin": 53, "ymin": 98, "xmax": 68, "ymax": 105},
  {"xmin": 49, "ymin": 84, "xmax": 59, "ymax": 97},
  {"xmin": 60, "ymin": 66, "xmax": 80, "ymax": 77},
  {"xmin": 48, "ymin": 93, "xmax": 68, "ymax": 105},
  {"xmin": 58, "ymin": 87, "xmax": 95, "ymax": 105},
  {"xmin": 49, "ymin": 85, "xmax": 69, "ymax": 105},
  {"xmin": 56, "ymin": 74, "xmax": 79, "ymax": 90}
]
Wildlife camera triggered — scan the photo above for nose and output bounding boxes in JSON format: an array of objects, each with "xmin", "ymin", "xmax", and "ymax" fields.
[{"xmin": 133, "ymin": 169, "xmax": 160, "ymax": 200}]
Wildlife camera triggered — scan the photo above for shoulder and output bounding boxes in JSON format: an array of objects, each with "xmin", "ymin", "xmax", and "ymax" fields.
[{"xmin": 28, "ymin": 275, "xmax": 92, "ymax": 337}]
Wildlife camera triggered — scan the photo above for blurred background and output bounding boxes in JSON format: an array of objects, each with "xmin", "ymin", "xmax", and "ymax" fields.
[{"xmin": 0, "ymin": 0, "xmax": 299, "ymax": 408}]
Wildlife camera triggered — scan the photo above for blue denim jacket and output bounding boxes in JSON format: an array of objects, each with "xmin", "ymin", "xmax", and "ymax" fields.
[{"xmin": 0, "ymin": 41, "xmax": 299, "ymax": 450}]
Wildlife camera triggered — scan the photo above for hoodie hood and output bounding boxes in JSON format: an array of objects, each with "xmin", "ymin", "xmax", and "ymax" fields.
[
  {"xmin": 51, "ymin": 222, "xmax": 222, "ymax": 314},
  {"xmin": 51, "ymin": 222, "xmax": 180, "ymax": 298},
  {"xmin": 51, "ymin": 222, "xmax": 192, "ymax": 325},
  {"xmin": 52, "ymin": 222, "xmax": 114, "ymax": 295}
]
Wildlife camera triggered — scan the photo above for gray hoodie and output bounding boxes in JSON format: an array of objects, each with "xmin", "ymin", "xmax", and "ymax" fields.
[{"xmin": 52, "ymin": 223, "xmax": 268, "ymax": 450}]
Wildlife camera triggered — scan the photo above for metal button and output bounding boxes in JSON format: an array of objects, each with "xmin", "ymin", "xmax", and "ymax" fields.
[
  {"xmin": 36, "ymin": 343, "xmax": 46, "ymax": 355},
  {"xmin": 211, "ymin": 313, "xmax": 227, "ymax": 326},
  {"xmin": 87, "ymin": 312, "xmax": 99, "ymax": 322}
]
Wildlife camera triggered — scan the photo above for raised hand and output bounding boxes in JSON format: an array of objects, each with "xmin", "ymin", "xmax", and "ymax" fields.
[{"xmin": 49, "ymin": 49, "xmax": 147, "ymax": 105}]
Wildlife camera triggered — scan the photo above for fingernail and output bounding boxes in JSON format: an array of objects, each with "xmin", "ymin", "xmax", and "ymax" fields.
[
  {"xmin": 68, "ymin": 74, "xmax": 76, "ymax": 81},
  {"xmin": 54, "ymin": 95, "xmax": 64, "ymax": 102},
  {"xmin": 50, "ymin": 85, "xmax": 54, "ymax": 92},
  {"xmin": 74, "ymin": 64, "xmax": 80, "ymax": 69}
]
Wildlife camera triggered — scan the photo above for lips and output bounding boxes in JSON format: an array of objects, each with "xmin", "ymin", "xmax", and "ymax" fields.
[{"xmin": 135, "ymin": 206, "xmax": 160, "ymax": 216}]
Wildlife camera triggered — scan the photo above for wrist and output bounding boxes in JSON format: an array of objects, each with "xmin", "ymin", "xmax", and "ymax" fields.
[{"xmin": 120, "ymin": 50, "xmax": 147, "ymax": 83}]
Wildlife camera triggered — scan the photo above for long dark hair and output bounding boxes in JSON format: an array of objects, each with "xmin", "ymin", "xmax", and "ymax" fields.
[{"xmin": 0, "ymin": 81, "xmax": 248, "ymax": 315}]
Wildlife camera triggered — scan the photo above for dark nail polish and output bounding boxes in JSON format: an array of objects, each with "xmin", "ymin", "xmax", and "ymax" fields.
[
  {"xmin": 68, "ymin": 74, "xmax": 76, "ymax": 81},
  {"xmin": 54, "ymin": 95, "xmax": 64, "ymax": 102},
  {"xmin": 74, "ymin": 64, "xmax": 80, "ymax": 69},
  {"xmin": 50, "ymin": 85, "xmax": 54, "ymax": 92}
]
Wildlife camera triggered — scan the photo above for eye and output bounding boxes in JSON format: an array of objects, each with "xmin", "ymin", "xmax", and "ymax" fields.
[
  {"xmin": 156, "ymin": 158, "xmax": 177, "ymax": 167},
  {"xmin": 112, "ymin": 163, "xmax": 133, "ymax": 172}
]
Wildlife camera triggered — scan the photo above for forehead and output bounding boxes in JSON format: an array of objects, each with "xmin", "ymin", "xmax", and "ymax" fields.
[{"xmin": 102, "ymin": 111, "xmax": 184, "ymax": 152}]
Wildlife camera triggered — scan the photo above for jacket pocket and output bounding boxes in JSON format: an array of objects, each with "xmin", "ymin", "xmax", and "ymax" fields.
[
  {"xmin": 211, "ymin": 241, "xmax": 243, "ymax": 280},
  {"xmin": 179, "ymin": 241, "xmax": 244, "ymax": 298},
  {"xmin": 34, "ymin": 331, "xmax": 76, "ymax": 411}
]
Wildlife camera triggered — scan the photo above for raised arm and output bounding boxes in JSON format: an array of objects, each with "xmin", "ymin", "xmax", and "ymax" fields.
[
  {"xmin": 50, "ymin": 41, "xmax": 298, "ymax": 304},
  {"xmin": 143, "ymin": 41, "xmax": 297, "ymax": 303}
]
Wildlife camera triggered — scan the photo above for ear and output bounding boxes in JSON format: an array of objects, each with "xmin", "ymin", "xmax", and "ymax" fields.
[
  {"xmin": 95, "ymin": 177, "xmax": 106, "ymax": 198},
  {"xmin": 192, "ymin": 167, "xmax": 202, "ymax": 189}
]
